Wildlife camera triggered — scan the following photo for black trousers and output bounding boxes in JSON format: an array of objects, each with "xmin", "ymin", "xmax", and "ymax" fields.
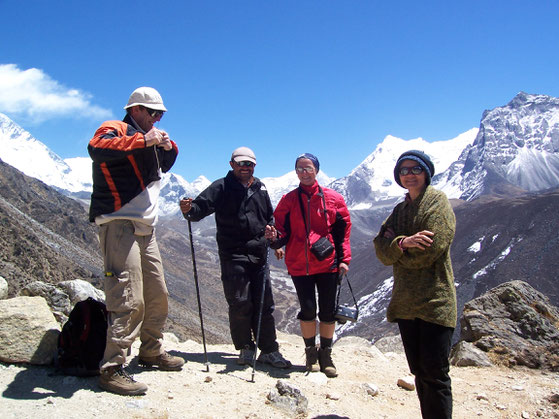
[
  {"xmin": 291, "ymin": 272, "xmax": 338, "ymax": 323},
  {"xmin": 397, "ymin": 318, "xmax": 454, "ymax": 419},
  {"xmin": 220, "ymin": 259, "xmax": 278, "ymax": 353}
]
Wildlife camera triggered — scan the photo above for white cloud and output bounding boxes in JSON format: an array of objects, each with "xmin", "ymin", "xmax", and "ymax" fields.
[{"xmin": 0, "ymin": 64, "xmax": 112, "ymax": 123}]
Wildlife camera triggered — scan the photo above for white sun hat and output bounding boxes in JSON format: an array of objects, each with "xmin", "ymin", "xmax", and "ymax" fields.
[{"xmin": 124, "ymin": 87, "xmax": 167, "ymax": 111}]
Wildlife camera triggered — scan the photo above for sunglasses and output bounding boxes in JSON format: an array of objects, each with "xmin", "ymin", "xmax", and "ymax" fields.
[
  {"xmin": 399, "ymin": 166, "xmax": 424, "ymax": 176},
  {"xmin": 296, "ymin": 167, "xmax": 315, "ymax": 174},
  {"xmin": 235, "ymin": 161, "xmax": 255, "ymax": 167},
  {"xmin": 144, "ymin": 107, "xmax": 165, "ymax": 118}
]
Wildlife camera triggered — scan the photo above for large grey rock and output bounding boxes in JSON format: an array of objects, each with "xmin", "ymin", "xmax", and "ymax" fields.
[
  {"xmin": 57, "ymin": 279, "xmax": 105, "ymax": 305},
  {"xmin": 450, "ymin": 341, "xmax": 493, "ymax": 367},
  {"xmin": 459, "ymin": 280, "xmax": 559, "ymax": 370},
  {"xmin": 0, "ymin": 276, "xmax": 7, "ymax": 300},
  {"xmin": 20, "ymin": 281, "xmax": 71, "ymax": 316},
  {"xmin": 0, "ymin": 296, "xmax": 60, "ymax": 365}
]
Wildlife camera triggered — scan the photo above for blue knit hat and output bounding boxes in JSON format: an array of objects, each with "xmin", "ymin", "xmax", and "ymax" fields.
[
  {"xmin": 394, "ymin": 150, "xmax": 435, "ymax": 187},
  {"xmin": 295, "ymin": 153, "xmax": 320, "ymax": 173}
]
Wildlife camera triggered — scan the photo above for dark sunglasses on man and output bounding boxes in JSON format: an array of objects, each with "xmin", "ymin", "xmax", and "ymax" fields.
[
  {"xmin": 143, "ymin": 106, "xmax": 165, "ymax": 118},
  {"xmin": 235, "ymin": 161, "xmax": 255, "ymax": 167},
  {"xmin": 399, "ymin": 166, "xmax": 424, "ymax": 176}
]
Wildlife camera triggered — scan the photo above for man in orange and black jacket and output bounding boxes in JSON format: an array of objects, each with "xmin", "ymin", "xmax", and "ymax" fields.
[{"xmin": 88, "ymin": 87, "xmax": 183, "ymax": 396}]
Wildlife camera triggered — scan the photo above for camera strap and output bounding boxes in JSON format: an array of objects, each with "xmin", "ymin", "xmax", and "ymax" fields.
[
  {"xmin": 336, "ymin": 274, "xmax": 358, "ymax": 311},
  {"xmin": 297, "ymin": 185, "xmax": 329, "ymax": 242}
]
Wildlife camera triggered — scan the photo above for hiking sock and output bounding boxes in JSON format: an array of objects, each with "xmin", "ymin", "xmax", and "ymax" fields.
[
  {"xmin": 320, "ymin": 336, "xmax": 333, "ymax": 349},
  {"xmin": 304, "ymin": 336, "xmax": 316, "ymax": 348}
]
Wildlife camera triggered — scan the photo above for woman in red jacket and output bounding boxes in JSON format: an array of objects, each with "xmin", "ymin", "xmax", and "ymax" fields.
[{"xmin": 270, "ymin": 153, "xmax": 351, "ymax": 377}]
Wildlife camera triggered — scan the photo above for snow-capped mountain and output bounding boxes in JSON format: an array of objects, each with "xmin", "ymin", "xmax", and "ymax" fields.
[
  {"xmin": 0, "ymin": 113, "xmax": 211, "ymax": 215},
  {"xmin": 435, "ymin": 92, "xmax": 559, "ymax": 200},
  {"xmin": 0, "ymin": 113, "xmax": 91, "ymax": 194},
  {"xmin": 159, "ymin": 172, "xmax": 211, "ymax": 215},
  {"xmin": 330, "ymin": 129, "xmax": 478, "ymax": 209},
  {"xmin": 2, "ymin": 92, "xmax": 559, "ymax": 215}
]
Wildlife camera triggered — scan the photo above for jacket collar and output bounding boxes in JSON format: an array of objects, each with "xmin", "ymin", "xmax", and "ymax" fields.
[
  {"xmin": 123, "ymin": 113, "xmax": 145, "ymax": 134},
  {"xmin": 299, "ymin": 181, "xmax": 320, "ymax": 196},
  {"xmin": 226, "ymin": 170, "xmax": 258, "ymax": 189}
]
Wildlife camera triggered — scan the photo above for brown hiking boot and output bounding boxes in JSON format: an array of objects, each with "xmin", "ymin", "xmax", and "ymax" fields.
[
  {"xmin": 139, "ymin": 351, "xmax": 185, "ymax": 371},
  {"xmin": 305, "ymin": 345, "xmax": 320, "ymax": 372},
  {"xmin": 318, "ymin": 347, "xmax": 338, "ymax": 377},
  {"xmin": 99, "ymin": 365, "xmax": 147, "ymax": 396}
]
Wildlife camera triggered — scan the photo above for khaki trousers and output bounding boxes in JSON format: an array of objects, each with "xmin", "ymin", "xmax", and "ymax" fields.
[{"xmin": 99, "ymin": 220, "xmax": 168, "ymax": 369}]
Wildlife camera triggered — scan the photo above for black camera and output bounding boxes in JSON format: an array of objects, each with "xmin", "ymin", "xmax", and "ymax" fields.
[{"xmin": 334, "ymin": 305, "xmax": 358, "ymax": 324}]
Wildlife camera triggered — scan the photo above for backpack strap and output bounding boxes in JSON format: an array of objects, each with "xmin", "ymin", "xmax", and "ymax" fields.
[{"xmin": 78, "ymin": 299, "xmax": 91, "ymax": 343}]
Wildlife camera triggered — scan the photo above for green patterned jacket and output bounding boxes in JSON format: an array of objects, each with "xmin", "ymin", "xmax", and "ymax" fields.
[{"xmin": 373, "ymin": 185, "xmax": 457, "ymax": 328}]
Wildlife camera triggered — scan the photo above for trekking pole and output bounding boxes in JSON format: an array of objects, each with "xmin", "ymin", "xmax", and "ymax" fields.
[
  {"xmin": 188, "ymin": 220, "xmax": 210, "ymax": 372},
  {"xmin": 250, "ymin": 246, "xmax": 270, "ymax": 383}
]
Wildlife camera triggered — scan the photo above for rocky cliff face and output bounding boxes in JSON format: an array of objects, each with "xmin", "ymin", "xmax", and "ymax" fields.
[{"xmin": 438, "ymin": 92, "xmax": 559, "ymax": 200}]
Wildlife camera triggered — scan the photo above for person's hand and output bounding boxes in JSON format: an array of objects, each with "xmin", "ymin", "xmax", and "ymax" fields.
[
  {"xmin": 179, "ymin": 198, "xmax": 193, "ymax": 214},
  {"xmin": 265, "ymin": 225, "xmax": 277, "ymax": 241},
  {"xmin": 145, "ymin": 128, "xmax": 163, "ymax": 147},
  {"xmin": 401, "ymin": 230, "xmax": 434, "ymax": 250},
  {"xmin": 338, "ymin": 262, "xmax": 349, "ymax": 276},
  {"xmin": 274, "ymin": 248, "xmax": 284, "ymax": 260},
  {"xmin": 158, "ymin": 131, "xmax": 173, "ymax": 151}
]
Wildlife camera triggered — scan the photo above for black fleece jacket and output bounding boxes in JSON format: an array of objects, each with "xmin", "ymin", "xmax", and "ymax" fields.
[{"xmin": 185, "ymin": 171, "xmax": 274, "ymax": 265}]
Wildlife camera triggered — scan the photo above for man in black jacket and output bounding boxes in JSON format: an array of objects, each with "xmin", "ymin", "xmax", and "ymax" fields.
[{"xmin": 180, "ymin": 147, "xmax": 290, "ymax": 368}]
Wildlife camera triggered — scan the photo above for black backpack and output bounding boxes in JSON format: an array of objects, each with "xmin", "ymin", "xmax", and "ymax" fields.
[{"xmin": 56, "ymin": 297, "xmax": 108, "ymax": 376}]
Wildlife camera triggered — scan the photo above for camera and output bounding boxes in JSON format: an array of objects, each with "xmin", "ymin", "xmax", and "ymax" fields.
[{"xmin": 334, "ymin": 305, "xmax": 358, "ymax": 324}]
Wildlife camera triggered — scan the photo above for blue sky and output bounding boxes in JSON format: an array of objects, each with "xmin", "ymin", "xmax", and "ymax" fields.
[{"xmin": 1, "ymin": 1, "xmax": 558, "ymax": 182}]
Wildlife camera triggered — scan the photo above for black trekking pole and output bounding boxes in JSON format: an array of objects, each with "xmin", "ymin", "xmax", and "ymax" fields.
[
  {"xmin": 250, "ymin": 246, "xmax": 270, "ymax": 383},
  {"xmin": 188, "ymin": 220, "xmax": 210, "ymax": 372}
]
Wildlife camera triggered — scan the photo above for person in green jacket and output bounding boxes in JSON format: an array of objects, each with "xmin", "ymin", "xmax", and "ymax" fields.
[{"xmin": 373, "ymin": 150, "xmax": 456, "ymax": 419}]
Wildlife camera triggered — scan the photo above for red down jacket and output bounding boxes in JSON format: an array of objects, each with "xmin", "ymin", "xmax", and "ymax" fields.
[{"xmin": 272, "ymin": 181, "xmax": 351, "ymax": 276}]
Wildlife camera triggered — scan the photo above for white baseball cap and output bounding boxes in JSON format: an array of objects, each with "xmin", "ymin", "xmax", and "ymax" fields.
[
  {"xmin": 124, "ymin": 87, "xmax": 167, "ymax": 111},
  {"xmin": 231, "ymin": 147, "xmax": 256, "ymax": 164}
]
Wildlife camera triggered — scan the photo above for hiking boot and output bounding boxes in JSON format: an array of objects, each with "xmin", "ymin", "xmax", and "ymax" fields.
[
  {"xmin": 318, "ymin": 347, "xmax": 337, "ymax": 377},
  {"xmin": 99, "ymin": 365, "xmax": 148, "ymax": 396},
  {"xmin": 139, "ymin": 351, "xmax": 185, "ymax": 371},
  {"xmin": 305, "ymin": 345, "xmax": 320, "ymax": 372},
  {"xmin": 237, "ymin": 346, "xmax": 255, "ymax": 366},
  {"xmin": 257, "ymin": 350, "xmax": 292, "ymax": 369}
]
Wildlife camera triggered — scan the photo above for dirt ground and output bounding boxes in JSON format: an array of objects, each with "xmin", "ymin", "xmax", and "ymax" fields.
[{"xmin": 1, "ymin": 332, "xmax": 558, "ymax": 418}]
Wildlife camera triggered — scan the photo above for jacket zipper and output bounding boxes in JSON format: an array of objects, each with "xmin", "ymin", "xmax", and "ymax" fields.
[{"xmin": 305, "ymin": 194, "xmax": 311, "ymax": 275}]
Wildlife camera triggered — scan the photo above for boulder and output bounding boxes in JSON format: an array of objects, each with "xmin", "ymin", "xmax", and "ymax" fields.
[
  {"xmin": 459, "ymin": 280, "xmax": 559, "ymax": 371},
  {"xmin": 57, "ymin": 279, "xmax": 105, "ymax": 305},
  {"xmin": 450, "ymin": 341, "xmax": 493, "ymax": 367},
  {"xmin": 20, "ymin": 281, "xmax": 71, "ymax": 316},
  {"xmin": 0, "ymin": 296, "xmax": 60, "ymax": 365}
]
